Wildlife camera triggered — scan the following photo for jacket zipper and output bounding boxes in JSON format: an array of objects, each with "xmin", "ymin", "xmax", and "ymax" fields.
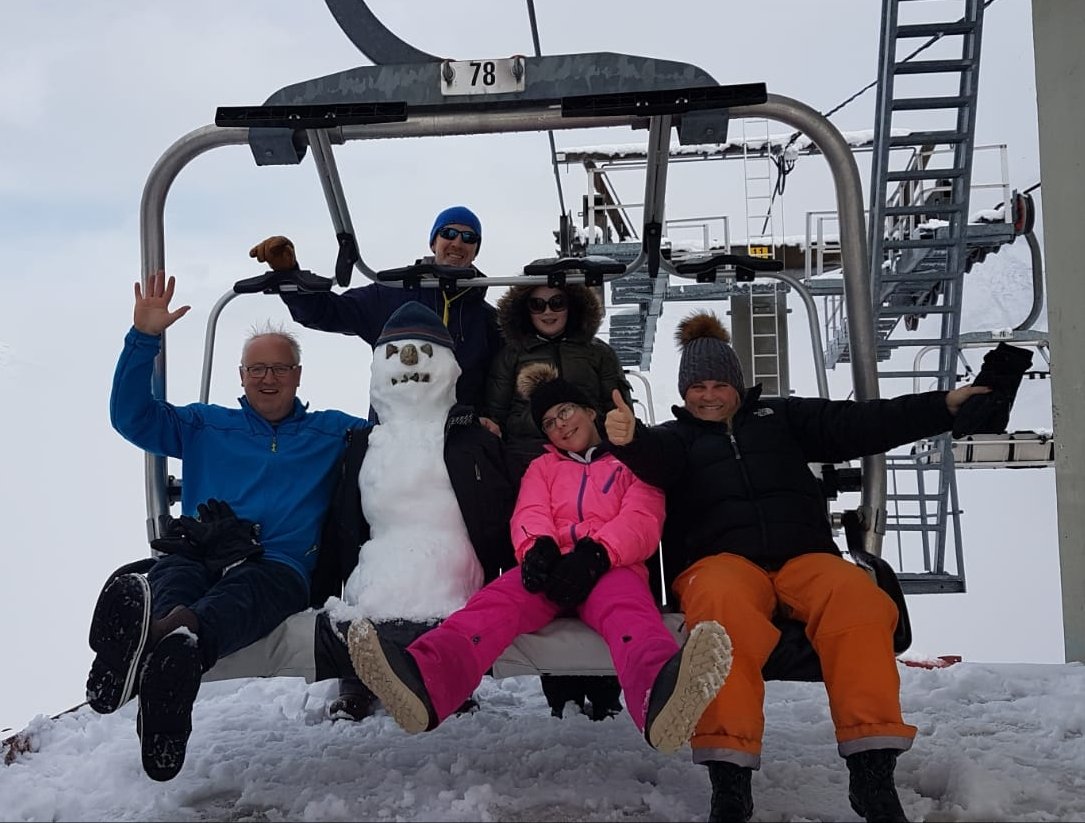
[
  {"xmin": 601, "ymin": 465, "xmax": 622, "ymax": 493},
  {"xmin": 729, "ymin": 419, "xmax": 770, "ymax": 549}
]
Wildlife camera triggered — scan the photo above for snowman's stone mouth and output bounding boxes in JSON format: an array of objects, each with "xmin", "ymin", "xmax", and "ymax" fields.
[{"xmin": 391, "ymin": 372, "xmax": 431, "ymax": 385}]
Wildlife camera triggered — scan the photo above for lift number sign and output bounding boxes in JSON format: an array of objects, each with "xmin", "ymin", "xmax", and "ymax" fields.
[{"xmin": 441, "ymin": 57, "xmax": 526, "ymax": 96}]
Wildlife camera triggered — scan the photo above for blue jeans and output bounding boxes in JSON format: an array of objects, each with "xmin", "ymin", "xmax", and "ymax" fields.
[{"xmin": 148, "ymin": 555, "xmax": 308, "ymax": 672}]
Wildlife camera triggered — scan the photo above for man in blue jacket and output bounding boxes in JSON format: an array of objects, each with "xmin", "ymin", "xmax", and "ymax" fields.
[
  {"xmin": 249, "ymin": 205, "xmax": 502, "ymax": 432},
  {"xmin": 86, "ymin": 271, "xmax": 365, "ymax": 782}
]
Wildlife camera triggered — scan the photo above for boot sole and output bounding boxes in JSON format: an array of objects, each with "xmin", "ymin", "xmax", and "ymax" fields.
[
  {"xmin": 138, "ymin": 630, "xmax": 202, "ymax": 782},
  {"xmin": 646, "ymin": 621, "xmax": 733, "ymax": 754},
  {"xmin": 86, "ymin": 573, "xmax": 151, "ymax": 714},
  {"xmin": 348, "ymin": 620, "xmax": 431, "ymax": 734}
]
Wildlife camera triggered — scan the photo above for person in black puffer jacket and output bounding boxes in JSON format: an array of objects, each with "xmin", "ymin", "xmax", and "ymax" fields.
[{"xmin": 605, "ymin": 310, "xmax": 994, "ymax": 823}]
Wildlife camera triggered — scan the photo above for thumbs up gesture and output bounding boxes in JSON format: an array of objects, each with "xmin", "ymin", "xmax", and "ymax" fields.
[{"xmin": 605, "ymin": 388, "xmax": 637, "ymax": 446}]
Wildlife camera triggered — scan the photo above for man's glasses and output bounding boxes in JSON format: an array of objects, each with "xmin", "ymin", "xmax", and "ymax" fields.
[
  {"xmin": 436, "ymin": 227, "xmax": 481, "ymax": 245},
  {"xmin": 541, "ymin": 403, "xmax": 579, "ymax": 433},
  {"xmin": 241, "ymin": 363, "xmax": 299, "ymax": 378},
  {"xmin": 528, "ymin": 295, "xmax": 568, "ymax": 314}
]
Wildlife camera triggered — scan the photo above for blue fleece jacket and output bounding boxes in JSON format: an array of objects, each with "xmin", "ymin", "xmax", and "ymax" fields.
[{"xmin": 110, "ymin": 327, "xmax": 366, "ymax": 586}]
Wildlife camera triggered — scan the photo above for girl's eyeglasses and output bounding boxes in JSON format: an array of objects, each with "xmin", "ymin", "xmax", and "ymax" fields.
[
  {"xmin": 436, "ymin": 227, "xmax": 480, "ymax": 245},
  {"xmin": 528, "ymin": 295, "xmax": 568, "ymax": 314},
  {"xmin": 541, "ymin": 403, "xmax": 578, "ymax": 433}
]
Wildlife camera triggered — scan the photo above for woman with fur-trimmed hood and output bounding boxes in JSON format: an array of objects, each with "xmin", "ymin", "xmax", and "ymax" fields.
[{"xmin": 486, "ymin": 283, "xmax": 632, "ymax": 476}]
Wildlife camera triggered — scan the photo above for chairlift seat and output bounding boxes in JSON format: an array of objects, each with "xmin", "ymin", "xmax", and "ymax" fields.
[{"xmin": 912, "ymin": 430, "xmax": 1054, "ymax": 468}]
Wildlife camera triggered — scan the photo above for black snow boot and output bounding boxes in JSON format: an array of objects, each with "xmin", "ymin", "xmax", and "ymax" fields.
[
  {"xmin": 347, "ymin": 619, "xmax": 438, "ymax": 734},
  {"xmin": 329, "ymin": 677, "xmax": 378, "ymax": 722},
  {"xmin": 137, "ymin": 628, "xmax": 203, "ymax": 782},
  {"xmin": 846, "ymin": 749, "xmax": 909, "ymax": 823},
  {"xmin": 584, "ymin": 675, "xmax": 624, "ymax": 721},
  {"xmin": 86, "ymin": 573, "xmax": 152, "ymax": 714},
  {"xmin": 707, "ymin": 761, "xmax": 754, "ymax": 823},
  {"xmin": 540, "ymin": 674, "xmax": 587, "ymax": 718}
]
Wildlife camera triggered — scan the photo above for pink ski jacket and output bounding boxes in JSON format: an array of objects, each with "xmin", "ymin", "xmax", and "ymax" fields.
[{"xmin": 511, "ymin": 446, "xmax": 666, "ymax": 581}]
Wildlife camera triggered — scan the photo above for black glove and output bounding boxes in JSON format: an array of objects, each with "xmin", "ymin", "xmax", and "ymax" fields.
[
  {"xmin": 151, "ymin": 498, "xmax": 263, "ymax": 574},
  {"xmin": 952, "ymin": 343, "xmax": 1033, "ymax": 438},
  {"xmin": 521, "ymin": 536, "xmax": 561, "ymax": 593},
  {"xmin": 150, "ymin": 516, "xmax": 204, "ymax": 563},
  {"xmin": 544, "ymin": 537, "xmax": 611, "ymax": 608}
]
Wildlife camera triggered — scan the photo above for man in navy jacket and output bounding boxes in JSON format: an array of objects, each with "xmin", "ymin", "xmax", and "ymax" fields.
[{"xmin": 249, "ymin": 205, "xmax": 502, "ymax": 431}]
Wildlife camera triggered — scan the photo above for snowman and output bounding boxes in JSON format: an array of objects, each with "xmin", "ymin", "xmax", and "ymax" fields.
[{"xmin": 341, "ymin": 301, "xmax": 484, "ymax": 620}]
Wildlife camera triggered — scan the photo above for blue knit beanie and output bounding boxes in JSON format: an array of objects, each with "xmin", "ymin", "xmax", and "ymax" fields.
[
  {"xmin": 429, "ymin": 205, "xmax": 482, "ymax": 249},
  {"xmin": 375, "ymin": 302, "xmax": 455, "ymax": 350}
]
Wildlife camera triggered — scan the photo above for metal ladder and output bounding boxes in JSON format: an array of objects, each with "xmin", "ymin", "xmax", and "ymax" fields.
[
  {"xmin": 731, "ymin": 290, "xmax": 788, "ymax": 398},
  {"xmin": 864, "ymin": 0, "xmax": 987, "ymax": 592},
  {"xmin": 741, "ymin": 117, "xmax": 779, "ymax": 259}
]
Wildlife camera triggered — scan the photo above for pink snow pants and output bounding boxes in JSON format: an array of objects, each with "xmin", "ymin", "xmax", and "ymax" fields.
[{"xmin": 406, "ymin": 566, "xmax": 679, "ymax": 730}]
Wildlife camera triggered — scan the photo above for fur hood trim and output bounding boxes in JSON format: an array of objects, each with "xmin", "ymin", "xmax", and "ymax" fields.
[
  {"xmin": 497, "ymin": 283, "xmax": 604, "ymax": 345},
  {"xmin": 515, "ymin": 362, "xmax": 560, "ymax": 400}
]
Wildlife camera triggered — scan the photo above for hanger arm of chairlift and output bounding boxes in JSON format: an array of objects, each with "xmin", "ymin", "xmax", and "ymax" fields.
[
  {"xmin": 674, "ymin": 252, "xmax": 785, "ymax": 282},
  {"xmin": 232, "ymin": 268, "xmax": 334, "ymax": 295}
]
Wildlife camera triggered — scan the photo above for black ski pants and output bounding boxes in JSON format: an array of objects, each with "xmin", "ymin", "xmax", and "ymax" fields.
[{"xmin": 148, "ymin": 554, "xmax": 308, "ymax": 672}]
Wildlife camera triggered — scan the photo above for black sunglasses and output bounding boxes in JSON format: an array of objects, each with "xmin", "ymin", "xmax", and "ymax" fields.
[
  {"xmin": 527, "ymin": 295, "xmax": 568, "ymax": 314},
  {"xmin": 436, "ymin": 226, "xmax": 480, "ymax": 245}
]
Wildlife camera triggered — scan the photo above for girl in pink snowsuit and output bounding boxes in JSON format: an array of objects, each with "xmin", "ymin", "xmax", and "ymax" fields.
[{"xmin": 349, "ymin": 365, "xmax": 732, "ymax": 753}]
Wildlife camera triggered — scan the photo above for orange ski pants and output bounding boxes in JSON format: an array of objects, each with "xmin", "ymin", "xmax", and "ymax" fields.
[{"xmin": 673, "ymin": 552, "xmax": 916, "ymax": 766}]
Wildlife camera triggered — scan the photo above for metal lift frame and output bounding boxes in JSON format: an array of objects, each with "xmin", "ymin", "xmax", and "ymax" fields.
[{"xmin": 136, "ymin": 8, "xmax": 885, "ymax": 558}]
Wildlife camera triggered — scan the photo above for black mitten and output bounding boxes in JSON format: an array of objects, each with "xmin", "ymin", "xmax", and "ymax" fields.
[
  {"xmin": 521, "ymin": 536, "xmax": 561, "ymax": 593},
  {"xmin": 952, "ymin": 342, "xmax": 1033, "ymax": 438},
  {"xmin": 544, "ymin": 537, "xmax": 611, "ymax": 608}
]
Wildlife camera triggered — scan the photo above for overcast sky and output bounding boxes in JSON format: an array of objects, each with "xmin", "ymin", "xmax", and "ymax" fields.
[{"xmin": 0, "ymin": 0, "xmax": 1054, "ymax": 734}]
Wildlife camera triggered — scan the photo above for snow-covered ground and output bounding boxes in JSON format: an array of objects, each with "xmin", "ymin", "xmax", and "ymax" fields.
[{"xmin": 4, "ymin": 659, "xmax": 1084, "ymax": 822}]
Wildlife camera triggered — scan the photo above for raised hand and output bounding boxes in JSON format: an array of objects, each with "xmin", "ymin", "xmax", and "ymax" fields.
[
  {"xmin": 133, "ymin": 271, "xmax": 191, "ymax": 336},
  {"xmin": 605, "ymin": 388, "xmax": 637, "ymax": 446},
  {"xmin": 249, "ymin": 235, "xmax": 297, "ymax": 271}
]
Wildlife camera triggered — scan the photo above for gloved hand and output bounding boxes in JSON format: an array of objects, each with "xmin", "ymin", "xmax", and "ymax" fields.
[
  {"xmin": 152, "ymin": 499, "xmax": 263, "ymax": 574},
  {"xmin": 544, "ymin": 537, "xmax": 611, "ymax": 608},
  {"xmin": 952, "ymin": 342, "xmax": 1033, "ymax": 438},
  {"xmin": 150, "ymin": 516, "xmax": 204, "ymax": 563},
  {"xmin": 520, "ymin": 536, "xmax": 561, "ymax": 593},
  {"xmin": 249, "ymin": 236, "xmax": 298, "ymax": 271}
]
